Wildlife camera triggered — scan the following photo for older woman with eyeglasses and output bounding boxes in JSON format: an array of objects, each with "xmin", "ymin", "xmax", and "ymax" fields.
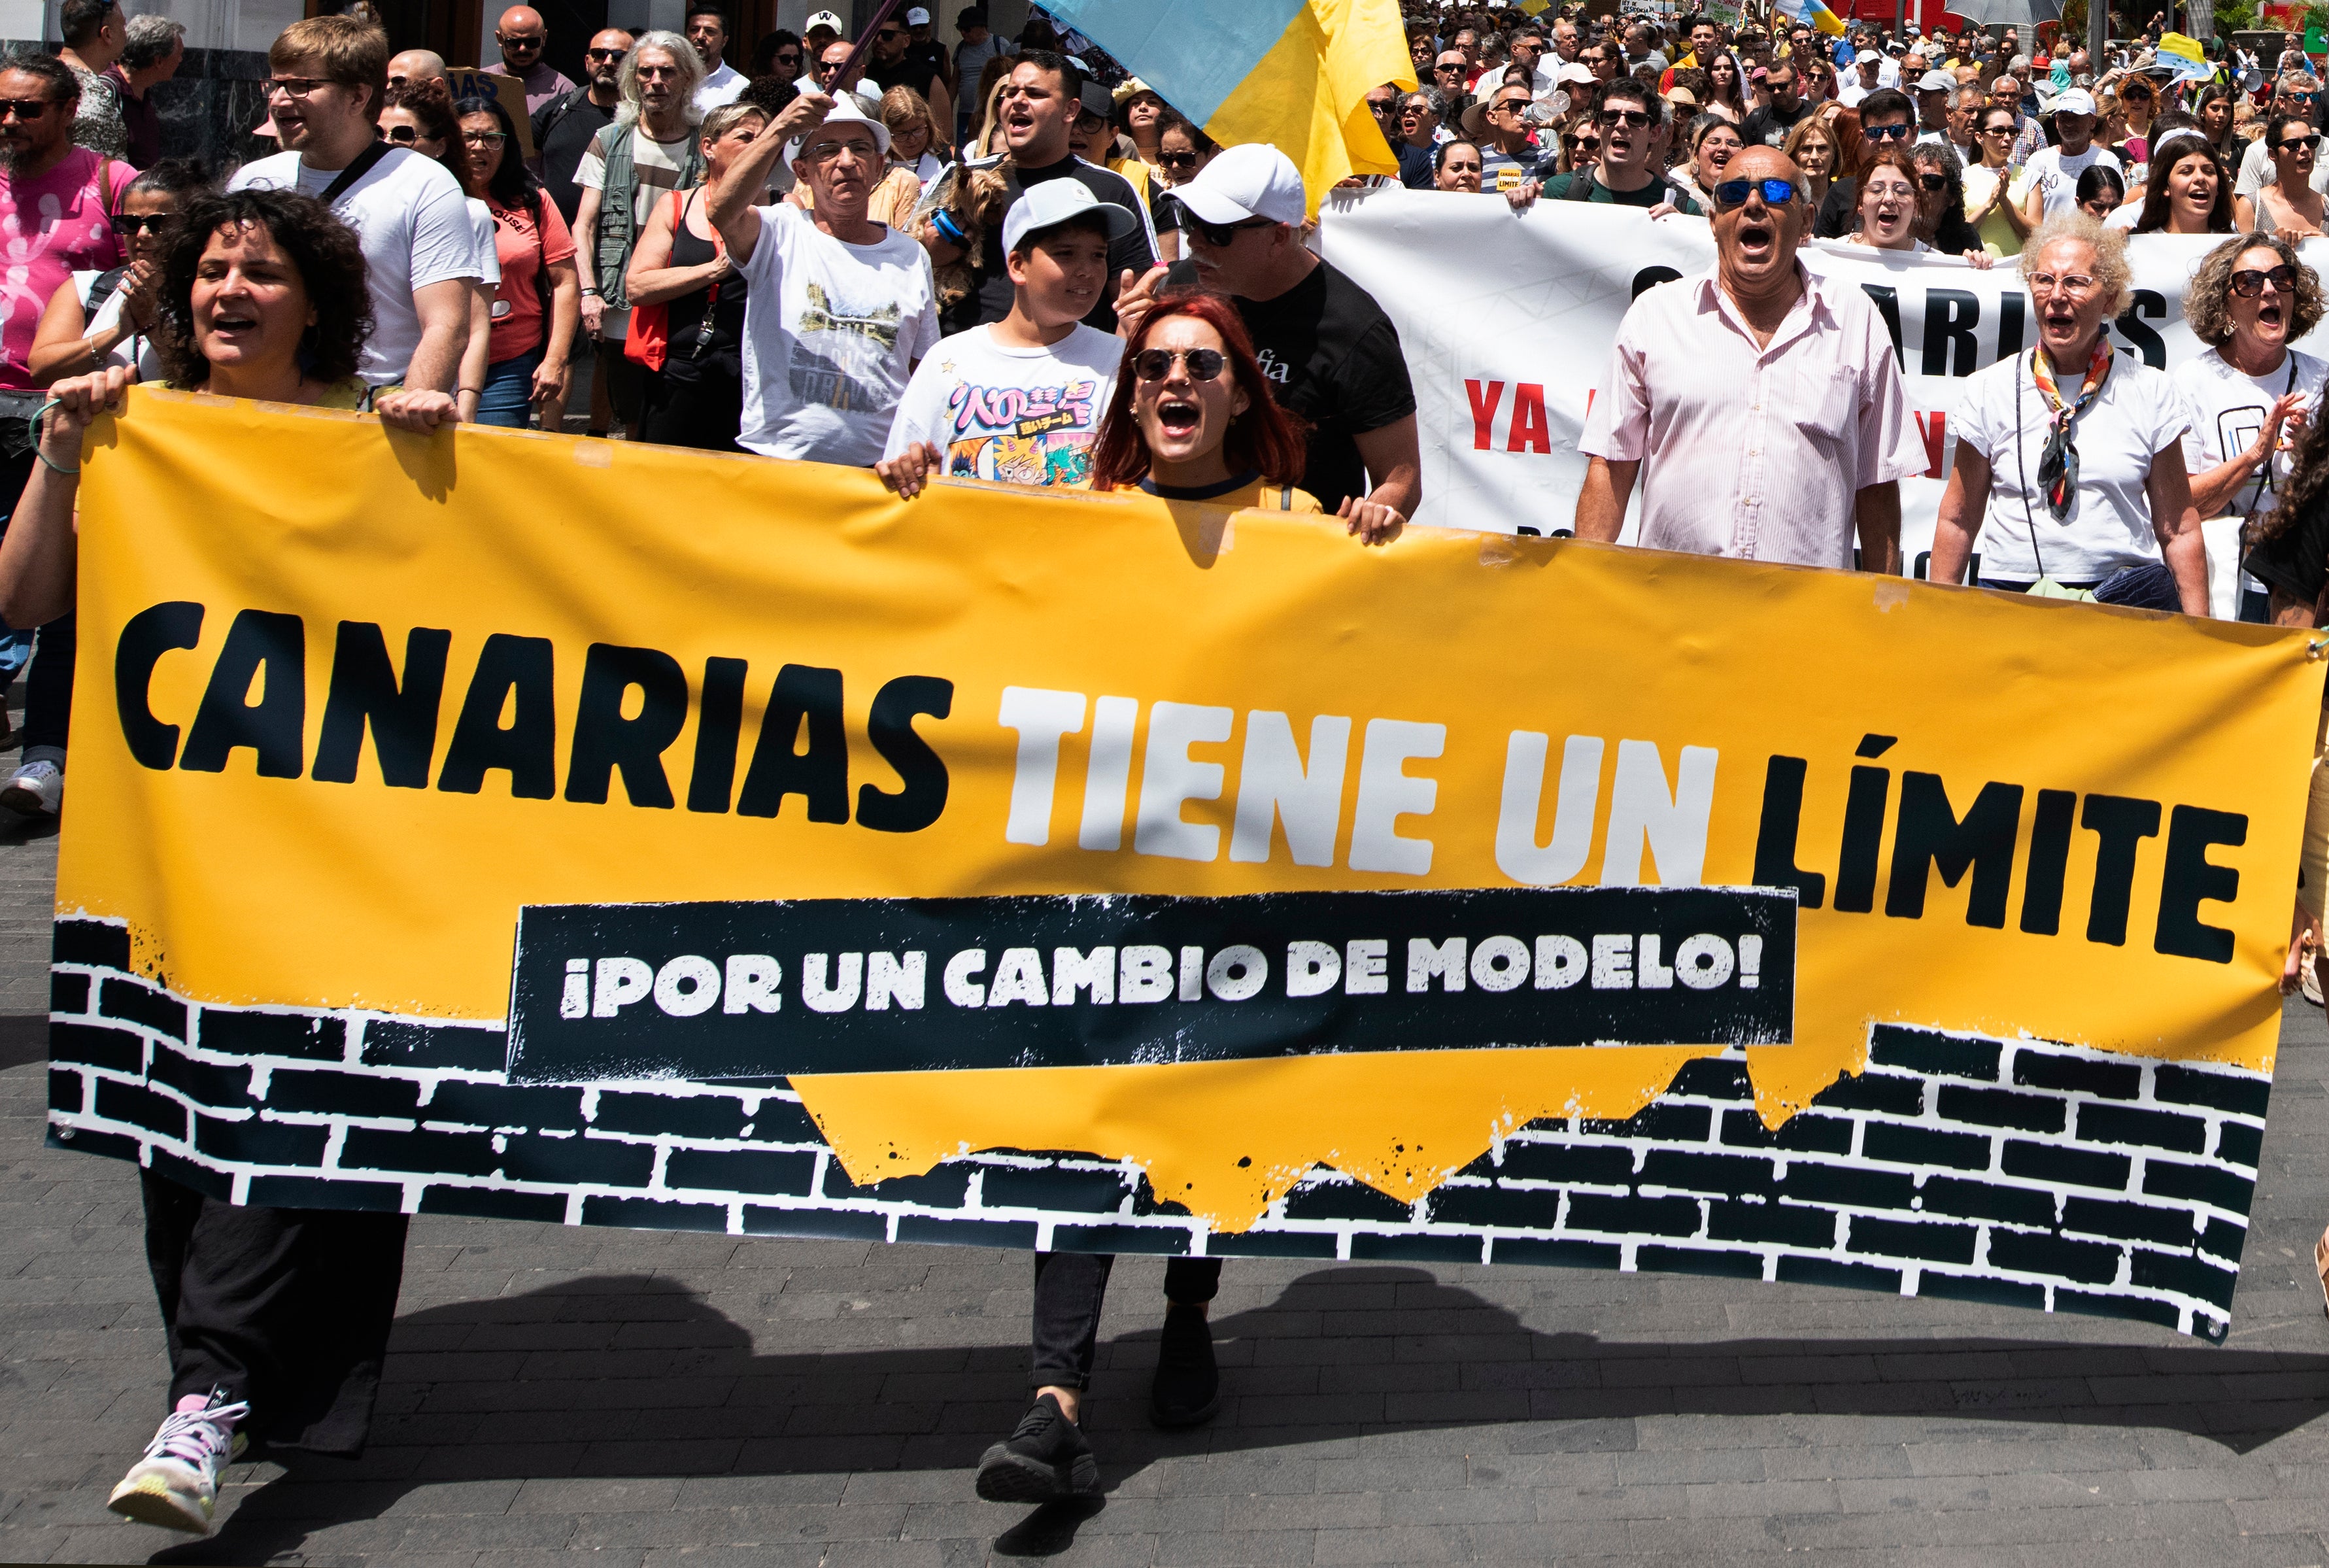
[
  {"xmin": 1931, "ymin": 213, "xmax": 2206, "ymax": 613},
  {"xmin": 2236, "ymin": 113, "xmax": 2327, "ymax": 238}
]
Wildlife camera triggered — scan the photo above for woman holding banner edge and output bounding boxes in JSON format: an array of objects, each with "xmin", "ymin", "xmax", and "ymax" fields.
[
  {"xmin": 1929, "ymin": 213, "xmax": 2209, "ymax": 613},
  {"xmin": 0, "ymin": 188, "xmax": 422, "ymax": 1539}
]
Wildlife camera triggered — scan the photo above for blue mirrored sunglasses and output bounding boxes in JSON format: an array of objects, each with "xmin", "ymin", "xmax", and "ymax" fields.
[{"xmin": 1713, "ymin": 177, "xmax": 1796, "ymax": 209}]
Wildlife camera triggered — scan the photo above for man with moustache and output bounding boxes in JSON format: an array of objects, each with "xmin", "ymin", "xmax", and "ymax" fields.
[{"xmin": 1576, "ymin": 143, "xmax": 1918, "ymax": 570}]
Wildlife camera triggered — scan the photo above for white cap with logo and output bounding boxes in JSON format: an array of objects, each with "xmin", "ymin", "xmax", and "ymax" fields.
[
  {"xmin": 789, "ymin": 96, "xmax": 893, "ymax": 162},
  {"xmin": 906, "ymin": 6, "xmax": 931, "ymax": 22},
  {"xmin": 806, "ymin": 9, "xmax": 844, "ymax": 31},
  {"xmin": 1000, "ymin": 178, "xmax": 1140, "ymax": 255},
  {"xmin": 2052, "ymin": 86, "xmax": 2098, "ymax": 116},
  {"xmin": 1168, "ymin": 141, "xmax": 1306, "ymax": 226},
  {"xmin": 1855, "ymin": 47, "xmax": 1880, "ymax": 63}
]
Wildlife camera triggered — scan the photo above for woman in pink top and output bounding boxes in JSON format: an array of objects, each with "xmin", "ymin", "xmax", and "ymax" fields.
[{"xmin": 455, "ymin": 91, "xmax": 579, "ymax": 428}]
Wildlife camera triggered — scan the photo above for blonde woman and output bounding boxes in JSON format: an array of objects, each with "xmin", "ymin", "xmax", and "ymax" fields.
[
  {"xmin": 1781, "ymin": 112, "xmax": 1841, "ymax": 209},
  {"xmin": 878, "ymin": 84, "xmax": 947, "ymax": 192}
]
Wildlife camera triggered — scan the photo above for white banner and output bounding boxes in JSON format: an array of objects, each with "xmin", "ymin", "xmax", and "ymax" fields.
[{"xmin": 1317, "ymin": 188, "xmax": 2262, "ymax": 573}]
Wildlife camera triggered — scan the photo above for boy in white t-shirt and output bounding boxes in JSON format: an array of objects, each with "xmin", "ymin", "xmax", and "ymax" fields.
[{"xmin": 875, "ymin": 178, "xmax": 1137, "ymax": 494}]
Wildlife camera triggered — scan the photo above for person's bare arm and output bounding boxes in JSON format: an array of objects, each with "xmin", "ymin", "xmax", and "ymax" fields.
[
  {"xmin": 1929, "ymin": 440, "xmax": 1992, "ymax": 584},
  {"xmin": 404, "ymin": 277, "xmax": 474, "ymax": 396},
  {"xmin": 573, "ymin": 185, "xmax": 606, "ymax": 337},
  {"xmin": 2188, "ymin": 390, "xmax": 2306, "ymax": 517},
  {"xmin": 1854, "ymin": 480, "xmax": 1902, "ymax": 573},
  {"xmin": 2018, "ymin": 170, "xmax": 2048, "ymax": 233},
  {"xmin": 2234, "ymin": 192, "xmax": 2258, "ymax": 233},
  {"xmin": 626, "ymin": 196, "xmax": 730, "ymax": 305},
  {"xmin": 711, "ymin": 88, "xmax": 835, "ymax": 265},
  {"xmin": 1574, "ymin": 455, "xmax": 1638, "ymax": 541},
  {"xmin": 2270, "ymin": 584, "xmax": 2318, "ymax": 627},
  {"xmin": 536, "ymin": 258, "xmax": 579, "ymax": 409},
  {"xmin": 2147, "ymin": 441, "xmax": 2211, "ymax": 615},
  {"xmin": 27, "ymin": 276, "xmax": 101, "ymax": 386},
  {"xmin": 458, "ymin": 282, "xmax": 493, "ymax": 422},
  {"xmin": 0, "ymin": 369, "xmax": 128, "ymax": 624},
  {"xmin": 1344, "ymin": 415, "xmax": 1420, "ymax": 545}
]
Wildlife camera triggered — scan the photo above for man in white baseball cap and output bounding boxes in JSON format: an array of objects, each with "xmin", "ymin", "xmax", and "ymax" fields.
[
  {"xmin": 707, "ymin": 90, "xmax": 942, "ymax": 463},
  {"xmin": 1121, "ymin": 140, "xmax": 1418, "ymax": 535},
  {"xmin": 879, "ymin": 177, "xmax": 1136, "ymax": 504},
  {"xmin": 2018, "ymin": 85, "xmax": 2122, "ymax": 224},
  {"xmin": 1840, "ymin": 46, "xmax": 1882, "ymax": 106}
]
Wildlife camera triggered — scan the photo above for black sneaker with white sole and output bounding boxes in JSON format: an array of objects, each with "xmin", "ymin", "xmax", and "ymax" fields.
[
  {"xmin": 1148, "ymin": 1303, "xmax": 1221, "ymax": 1427},
  {"xmin": 975, "ymin": 1393, "xmax": 1098, "ymax": 1503}
]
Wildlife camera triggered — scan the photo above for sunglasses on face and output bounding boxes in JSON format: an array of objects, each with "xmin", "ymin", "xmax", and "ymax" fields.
[
  {"xmin": 1156, "ymin": 150, "xmax": 1198, "ymax": 168},
  {"xmin": 383, "ymin": 124, "xmax": 428, "ymax": 144},
  {"xmin": 1135, "ymin": 347, "xmax": 1228, "ymax": 382},
  {"xmin": 1597, "ymin": 107, "xmax": 1651, "ymax": 126},
  {"xmin": 2233, "ymin": 264, "xmax": 2299, "ymax": 296},
  {"xmin": 877, "ymin": 27, "xmax": 903, "ymax": 39},
  {"xmin": 1713, "ymin": 176, "xmax": 1795, "ymax": 207},
  {"xmin": 2281, "ymin": 133, "xmax": 2322, "ymax": 151},
  {"xmin": 498, "ymin": 33, "xmax": 543, "ymax": 47},
  {"xmin": 586, "ymin": 47, "xmax": 626, "ymax": 61},
  {"xmin": 1187, "ymin": 214, "xmax": 1274, "ymax": 247},
  {"xmin": 1370, "ymin": 98, "xmax": 1401, "ymax": 114},
  {"xmin": 1494, "ymin": 98, "xmax": 1531, "ymax": 113},
  {"xmin": 1918, "ymin": 172, "xmax": 1948, "ymax": 190},
  {"xmin": 1864, "ymin": 121, "xmax": 1912, "ymax": 141},
  {"xmin": 1567, "ymin": 135, "xmax": 1601, "ymax": 152},
  {"xmin": 110, "ymin": 211, "xmax": 167, "ymax": 235}
]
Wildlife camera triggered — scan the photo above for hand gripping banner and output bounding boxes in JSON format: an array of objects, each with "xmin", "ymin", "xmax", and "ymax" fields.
[{"xmin": 47, "ymin": 390, "xmax": 2320, "ymax": 1340}]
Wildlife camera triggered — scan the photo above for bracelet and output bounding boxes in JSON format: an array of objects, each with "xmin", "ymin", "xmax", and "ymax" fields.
[
  {"xmin": 579, "ymin": 286, "xmax": 601, "ymax": 296},
  {"xmin": 457, "ymin": 386, "xmax": 484, "ymax": 396},
  {"xmin": 30, "ymin": 399, "xmax": 76, "ymax": 474}
]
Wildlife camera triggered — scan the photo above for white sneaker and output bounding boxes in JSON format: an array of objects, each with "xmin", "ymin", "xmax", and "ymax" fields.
[
  {"xmin": 107, "ymin": 1390, "xmax": 248, "ymax": 1534},
  {"xmin": 0, "ymin": 757, "xmax": 59, "ymax": 817}
]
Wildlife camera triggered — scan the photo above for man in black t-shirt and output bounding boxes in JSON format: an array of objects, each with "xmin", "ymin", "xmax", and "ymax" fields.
[
  {"xmin": 1739, "ymin": 61, "xmax": 1811, "ymax": 147},
  {"xmin": 1121, "ymin": 143, "xmax": 1418, "ymax": 533},
  {"xmin": 864, "ymin": 4, "xmax": 953, "ymax": 132},
  {"xmin": 532, "ymin": 25, "xmax": 631, "ymax": 222},
  {"xmin": 952, "ymin": 50, "xmax": 1155, "ymax": 335}
]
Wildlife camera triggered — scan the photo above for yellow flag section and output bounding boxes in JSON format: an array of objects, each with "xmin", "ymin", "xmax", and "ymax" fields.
[{"xmin": 65, "ymin": 391, "xmax": 2318, "ymax": 1234}]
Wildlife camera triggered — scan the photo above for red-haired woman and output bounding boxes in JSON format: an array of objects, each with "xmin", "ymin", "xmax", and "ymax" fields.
[{"xmin": 1089, "ymin": 291, "xmax": 1391, "ymax": 539}]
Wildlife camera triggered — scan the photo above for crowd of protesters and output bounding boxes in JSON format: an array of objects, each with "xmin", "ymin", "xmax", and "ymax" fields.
[{"xmin": 14, "ymin": 0, "xmax": 2329, "ymax": 1538}]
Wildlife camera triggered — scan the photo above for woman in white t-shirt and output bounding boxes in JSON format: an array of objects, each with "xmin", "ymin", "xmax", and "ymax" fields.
[
  {"xmin": 26, "ymin": 158, "xmax": 201, "ymax": 388},
  {"xmin": 1930, "ymin": 213, "xmax": 2207, "ymax": 612},
  {"xmin": 2174, "ymin": 233, "xmax": 2326, "ymax": 620}
]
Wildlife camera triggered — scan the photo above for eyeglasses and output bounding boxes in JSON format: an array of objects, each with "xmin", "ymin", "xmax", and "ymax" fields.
[
  {"xmin": 1597, "ymin": 107, "xmax": 1652, "ymax": 126},
  {"xmin": 262, "ymin": 77, "xmax": 328, "ymax": 98},
  {"xmin": 1134, "ymin": 346, "xmax": 1228, "ymax": 382},
  {"xmin": 1369, "ymin": 98, "xmax": 1401, "ymax": 115},
  {"xmin": 1712, "ymin": 175, "xmax": 1795, "ymax": 208},
  {"xmin": 585, "ymin": 47, "xmax": 626, "ymax": 61},
  {"xmin": 2232, "ymin": 264, "xmax": 2299, "ymax": 296},
  {"xmin": 1434, "ymin": 63, "xmax": 1465, "ymax": 74},
  {"xmin": 383, "ymin": 124, "xmax": 427, "ymax": 144},
  {"xmin": 462, "ymin": 129, "xmax": 507, "ymax": 146},
  {"xmin": 110, "ymin": 211, "xmax": 168, "ymax": 235},
  {"xmin": 0, "ymin": 97, "xmax": 51, "ymax": 120},
  {"xmin": 1155, "ymin": 150, "xmax": 1198, "ymax": 168},
  {"xmin": 1863, "ymin": 121, "xmax": 1912, "ymax": 140},
  {"xmin": 496, "ymin": 32, "xmax": 544, "ymax": 48},
  {"xmin": 1186, "ymin": 213, "xmax": 1275, "ymax": 247},
  {"xmin": 2027, "ymin": 271, "xmax": 2097, "ymax": 297},
  {"xmin": 2280, "ymin": 133, "xmax": 2323, "ymax": 151}
]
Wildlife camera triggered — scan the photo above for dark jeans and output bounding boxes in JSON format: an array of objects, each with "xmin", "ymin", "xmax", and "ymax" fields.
[
  {"xmin": 590, "ymin": 337, "xmax": 646, "ymax": 436},
  {"xmin": 1030, "ymin": 1252, "xmax": 1221, "ymax": 1391},
  {"xmin": 637, "ymin": 351, "xmax": 745, "ymax": 452},
  {"xmin": 141, "ymin": 1170, "xmax": 410, "ymax": 1454},
  {"xmin": 21, "ymin": 610, "xmax": 71, "ymax": 760}
]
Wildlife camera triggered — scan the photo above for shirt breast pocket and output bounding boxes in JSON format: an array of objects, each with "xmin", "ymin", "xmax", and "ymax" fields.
[{"xmin": 1793, "ymin": 366, "xmax": 1858, "ymax": 446}]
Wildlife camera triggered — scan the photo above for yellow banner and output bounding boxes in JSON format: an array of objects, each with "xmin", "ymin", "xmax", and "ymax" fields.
[{"xmin": 47, "ymin": 390, "xmax": 2320, "ymax": 1336}]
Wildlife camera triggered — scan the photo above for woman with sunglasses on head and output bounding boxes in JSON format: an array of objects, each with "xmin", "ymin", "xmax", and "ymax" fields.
[
  {"xmin": 380, "ymin": 82, "xmax": 494, "ymax": 423},
  {"xmin": 452, "ymin": 93, "xmax": 577, "ymax": 430},
  {"xmin": 1930, "ymin": 212, "xmax": 2207, "ymax": 613},
  {"xmin": 1962, "ymin": 104, "xmax": 2033, "ymax": 256},
  {"xmin": 2236, "ymin": 114, "xmax": 2328, "ymax": 239},
  {"xmin": 28, "ymin": 158, "xmax": 206, "ymax": 388},
  {"xmin": 2128, "ymin": 131, "xmax": 2232, "ymax": 234}
]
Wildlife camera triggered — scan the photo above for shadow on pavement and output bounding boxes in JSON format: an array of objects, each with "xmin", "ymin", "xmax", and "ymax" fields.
[{"xmin": 148, "ymin": 1265, "xmax": 2329, "ymax": 1565}]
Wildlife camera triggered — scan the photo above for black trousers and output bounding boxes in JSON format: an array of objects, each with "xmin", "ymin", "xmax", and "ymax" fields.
[
  {"xmin": 141, "ymin": 1170, "xmax": 410, "ymax": 1455},
  {"xmin": 636, "ymin": 352, "xmax": 745, "ymax": 452},
  {"xmin": 1030, "ymin": 1252, "xmax": 1221, "ymax": 1391},
  {"xmin": 21, "ymin": 610, "xmax": 70, "ymax": 755}
]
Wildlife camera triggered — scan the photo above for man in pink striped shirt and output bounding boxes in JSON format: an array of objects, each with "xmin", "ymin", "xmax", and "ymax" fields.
[{"xmin": 1574, "ymin": 143, "xmax": 1920, "ymax": 571}]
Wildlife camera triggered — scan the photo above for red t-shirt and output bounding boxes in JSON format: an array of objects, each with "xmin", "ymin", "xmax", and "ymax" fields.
[
  {"xmin": 486, "ymin": 193, "xmax": 576, "ymax": 364},
  {"xmin": 0, "ymin": 148, "xmax": 126, "ymax": 388}
]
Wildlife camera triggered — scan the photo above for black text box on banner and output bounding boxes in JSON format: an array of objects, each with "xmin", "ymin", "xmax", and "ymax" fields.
[{"xmin": 505, "ymin": 887, "xmax": 1799, "ymax": 1083}]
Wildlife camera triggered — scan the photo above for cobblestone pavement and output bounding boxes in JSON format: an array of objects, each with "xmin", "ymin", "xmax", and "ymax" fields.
[{"xmin": 3, "ymin": 808, "xmax": 2328, "ymax": 1567}]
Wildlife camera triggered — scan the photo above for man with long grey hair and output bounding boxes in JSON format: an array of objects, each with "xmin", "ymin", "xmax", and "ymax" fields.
[{"xmin": 571, "ymin": 29, "xmax": 704, "ymax": 435}]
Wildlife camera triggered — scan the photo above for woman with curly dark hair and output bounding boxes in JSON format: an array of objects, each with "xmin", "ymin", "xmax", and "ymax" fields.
[{"xmin": 0, "ymin": 186, "xmax": 414, "ymax": 1541}]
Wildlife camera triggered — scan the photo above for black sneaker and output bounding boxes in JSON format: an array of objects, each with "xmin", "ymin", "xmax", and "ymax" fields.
[
  {"xmin": 1149, "ymin": 1303, "xmax": 1221, "ymax": 1427},
  {"xmin": 975, "ymin": 1393, "xmax": 1098, "ymax": 1503}
]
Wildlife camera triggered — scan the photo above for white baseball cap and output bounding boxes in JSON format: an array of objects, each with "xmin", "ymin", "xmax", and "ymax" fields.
[
  {"xmin": 906, "ymin": 6, "xmax": 931, "ymax": 21},
  {"xmin": 805, "ymin": 9, "xmax": 843, "ymax": 32},
  {"xmin": 1556, "ymin": 60, "xmax": 1596, "ymax": 85},
  {"xmin": 789, "ymin": 96, "xmax": 892, "ymax": 162},
  {"xmin": 1855, "ymin": 47, "xmax": 1880, "ymax": 63},
  {"xmin": 1001, "ymin": 179, "xmax": 1139, "ymax": 255},
  {"xmin": 1169, "ymin": 141, "xmax": 1306, "ymax": 226},
  {"xmin": 2052, "ymin": 86, "xmax": 2098, "ymax": 116},
  {"xmin": 1916, "ymin": 69, "xmax": 1955, "ymax": 90}
]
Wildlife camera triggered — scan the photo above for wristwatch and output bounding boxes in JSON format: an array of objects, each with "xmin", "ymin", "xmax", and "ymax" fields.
[{"xmin": 579, "ymin": 286, "xmax": 601, "ymax": 296}]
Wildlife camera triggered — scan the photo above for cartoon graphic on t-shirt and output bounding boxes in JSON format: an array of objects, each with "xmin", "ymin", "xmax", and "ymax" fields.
[
  {"xmin": 790, "ymin": 281, "xmax": 906, "ymax": 411},
  {"xmin": 942, "ymin": 378, "xmax": 1102, "ymax": 486}
]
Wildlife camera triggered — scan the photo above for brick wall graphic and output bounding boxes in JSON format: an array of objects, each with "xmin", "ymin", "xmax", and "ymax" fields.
[{"xmin": 44, "ymin": 917, "xmax": 2268, "ymax": 1342}]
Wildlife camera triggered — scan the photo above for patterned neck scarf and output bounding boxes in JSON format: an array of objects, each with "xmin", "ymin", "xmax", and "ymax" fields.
[{"xmin": 2030, "ymin": 337, "xmax": 2113, "ymax": 523}]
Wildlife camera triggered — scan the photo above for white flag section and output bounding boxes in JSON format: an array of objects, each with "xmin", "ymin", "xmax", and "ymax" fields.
[{"xmin": 1316, "ymin": 188, "xmax": 2273, "ymax": 588}]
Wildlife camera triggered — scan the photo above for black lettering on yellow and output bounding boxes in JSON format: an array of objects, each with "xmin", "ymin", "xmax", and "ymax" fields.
[
  {"xmin": 2080, "ymin": 793, "xmax": 2161, "ymax": 946},
  {"xmin": 565, "ymin": 643, "xmax": 689, "ymax": 808},
  {"xmin": 2018, "ymin": 787, "xmax": 2077, "ymax": 935},
  {"xmin": 437, "ymin": 634, "xmax": 557, "ymax": 798},
  {"xmin": 178, "ymin": 609, "xmax": 305, "ymax": 778},
  {"xmin": 855, "ymin": 675, "xmax": 953, "ymax": 834},
  {"xmin": 114, "ymin": 600, "xmax": 203, "ymax": 771},
  {"xmin": 686, "ymin": 656, "xmax": 750, "ymax": 814},
  {"xmin": 2155, "ymin": 804, "xmax": 2245, "ymax": 963},
  {"xmin": 736, "ymin": 664, "xmax": 849, "ymax": 823},
  {"xmin": 1752, "ymin": 754, "xmax": 1825, "ymax": 908},
  {"xmin": 311, "ymin": 622, "xmax": 451, "ymax": 787},
  {"xmin": 1885, "ymin": 772, "xmax": 2022, "ymax": 927}
]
